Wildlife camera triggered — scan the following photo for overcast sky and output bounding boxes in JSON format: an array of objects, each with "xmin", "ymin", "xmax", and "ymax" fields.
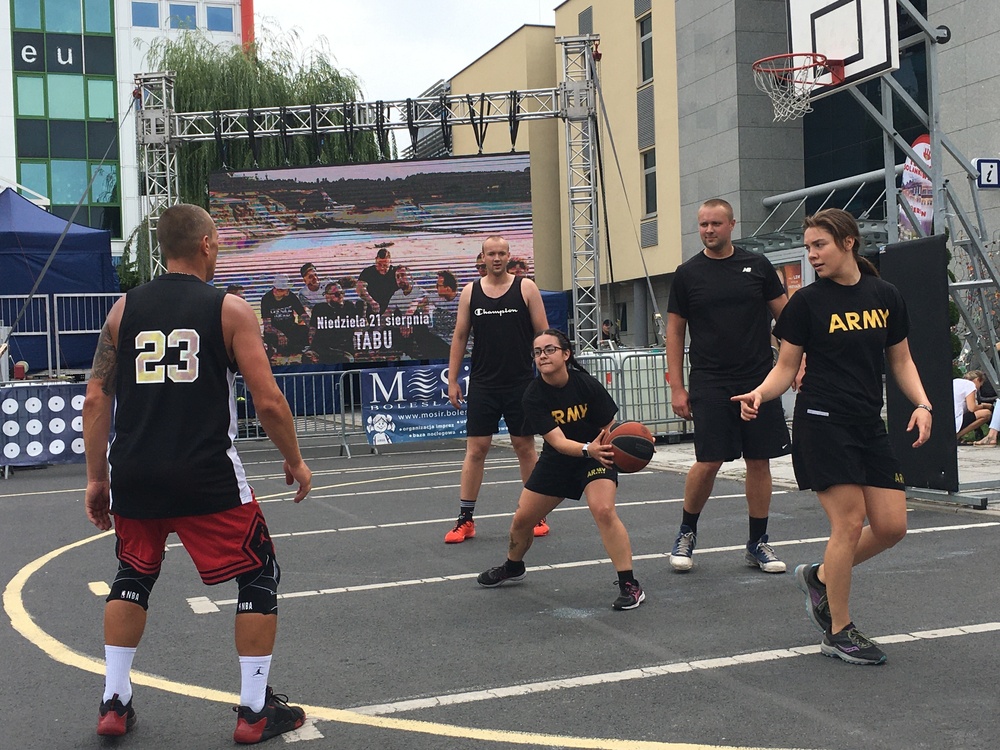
[{"xmin": 253, "ymin": 1, "xmax": 558, "ymax": 102}]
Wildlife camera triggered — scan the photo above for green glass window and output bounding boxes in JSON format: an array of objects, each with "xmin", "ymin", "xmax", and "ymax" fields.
[
  {"xmin": 84, "ymin": 0, "xmax": 113, "ymax": 33},
  {"xmin": 47, "ymin": 75, "xmax": 86, "ymax": 119},
  {"xmin": 45, "ymin": 0, "xmax": 84, "ymax": 33},
  {"xmin": 50, "ymin": 159, "xmax": 89, "ymax": 204},
  {"xmin": 18, "ymin": 161, "xmax": 49, "ymax": 199},
  {"xmin": 90, "ymin": 164, "xmax": 118, "ymax": 203},
  {"xmin": 87, "ymin": 79, "xmax": 116, "ymax": 119},
  {"xmin": 13, "ymin": 0, "xmax": 42, "ymax": 29},
  {"xmin": 16, "ymin": 76, "xmax": 46, "ymax": 117}
]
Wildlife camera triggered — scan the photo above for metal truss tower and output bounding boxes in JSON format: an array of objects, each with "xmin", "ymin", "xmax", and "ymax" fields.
[{"xmin": 134, "ymin": 36, "xmax": 603, "ymax": 349}]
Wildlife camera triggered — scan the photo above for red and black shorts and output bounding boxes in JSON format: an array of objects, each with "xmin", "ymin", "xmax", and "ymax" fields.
[{"xmin": 112, "ymin": 500, "xmax": 276, "ymax": 586}]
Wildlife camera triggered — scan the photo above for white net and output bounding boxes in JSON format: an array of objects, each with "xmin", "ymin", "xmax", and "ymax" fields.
[{"xmin": 752, "ymin": 54, "xmax": 828, "ymax": 122}]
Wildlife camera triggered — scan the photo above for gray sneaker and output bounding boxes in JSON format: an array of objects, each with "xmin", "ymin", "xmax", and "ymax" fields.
[
  {"xmin": 794, "ymin": 562, "xmax": 832, "ymax": 632},
  {"xmin": 669, "ymin": 525, "xmax": 697, "ymax": 571},
  {"xmin": 745, "ymin": 534, "xmax": 786, "ymax": 573},
  {"xmin": 821, "ymin": 624, "xmax": 887, "ymax": 665}
]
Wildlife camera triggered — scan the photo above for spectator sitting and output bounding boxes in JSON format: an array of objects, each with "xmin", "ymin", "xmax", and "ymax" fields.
[{"xmin": 954, "ymin": 370, "xmax": 992, "ymax": 441}]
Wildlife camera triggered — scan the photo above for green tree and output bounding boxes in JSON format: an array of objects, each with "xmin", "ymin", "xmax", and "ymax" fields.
[{"xmin": 144, "ymin": 21, "xmax": 387, "ymax": 207}]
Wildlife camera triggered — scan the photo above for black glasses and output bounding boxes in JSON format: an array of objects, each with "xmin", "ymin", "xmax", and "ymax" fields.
[
  {"xmin": 531, "ymin": 345, "xmax": 563, "ymax": 358},
  {"xmin": 476, "ymin": 264, "xmax": 487, "ymax": 271}
]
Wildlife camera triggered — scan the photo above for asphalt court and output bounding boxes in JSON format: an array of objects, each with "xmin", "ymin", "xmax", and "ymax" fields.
[{"xmin": 3, "ymin": 437, "xmax": 1000, "ymax": 750}]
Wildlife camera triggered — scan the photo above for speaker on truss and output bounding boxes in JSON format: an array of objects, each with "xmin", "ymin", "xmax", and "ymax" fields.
[{"xmin": 880, "ymin": 233, "xmax": 958, "ymax": 493}]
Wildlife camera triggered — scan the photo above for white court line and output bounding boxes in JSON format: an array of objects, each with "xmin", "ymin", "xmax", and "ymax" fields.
[
  {"xmin": 190, "ymin": 520, "xmax": 999, "ymax": 611},
  {"xmin": 348, "ymin": 621, "xmax": 1000, "ymax": 716}
]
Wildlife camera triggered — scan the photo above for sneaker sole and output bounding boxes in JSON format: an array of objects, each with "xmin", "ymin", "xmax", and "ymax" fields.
[
  {"xmin": 820, "ymin": 642, "xmax": 887, "ymax": 666},
  {"xmin": 794, "ymin": 564, "xmax": 830, "ymax": 632},
  {"xmin": 613, "ymin": 591, "xmax": 646, "ymax": 610},
  {"xmin": 745, "ymin": 555, "xmax": 786, "ymax": 573},
  {"xmin": 669, "ymin": 555, "xmax": 693, "ymax": 571},
  {"xmin": 477, "ymin": 573, "xmax": 525, "ymax": 588}
]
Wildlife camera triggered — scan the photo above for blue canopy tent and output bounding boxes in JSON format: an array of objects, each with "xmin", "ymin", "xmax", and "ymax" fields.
[{"xmin": 0, "ymin": 188, "xmax": 118, "ymax": 372}]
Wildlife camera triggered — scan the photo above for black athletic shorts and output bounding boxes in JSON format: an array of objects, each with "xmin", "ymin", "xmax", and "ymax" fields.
[
  {"xmin": 525, "ymin": 451, "xmax": 618, "ymax": 500},
  {"xmin": 690, "ymin": 388, "xmax": 790, "ymax": 463},
  {"xmin": 465, "ymin": 384, "xmax": 532, "ymax": 437},
  {"xmin": 791, "ymin": 412, "xmax": 904, "ymax": 492},
  {"xmin": 960, "ymin": 411, "xmax": 977, "ymax": 430}
]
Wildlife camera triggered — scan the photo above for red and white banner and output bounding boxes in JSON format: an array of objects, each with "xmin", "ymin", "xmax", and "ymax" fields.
[{"xmin": 898, "ymin": 134, "xmax": 933, "ymax": 240}]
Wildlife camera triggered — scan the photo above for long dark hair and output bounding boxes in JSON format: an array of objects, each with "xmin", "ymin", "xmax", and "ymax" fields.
[
  {"xmin": 803, "ymin": 208, "xmax": 879, "ymax": 277},
  {"xmin": 535, "ymin": 329, "xmax": 588, "ymax": 373}
]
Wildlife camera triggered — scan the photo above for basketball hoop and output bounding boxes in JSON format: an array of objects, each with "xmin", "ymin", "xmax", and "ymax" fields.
[{"xmin": 752, "ymin": 53, "xmax": 845, "ymax": 122}]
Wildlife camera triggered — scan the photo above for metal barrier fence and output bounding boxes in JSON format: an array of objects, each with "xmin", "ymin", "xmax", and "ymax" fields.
[
  {"xmin": 234, "ymin": 369, "xmax": 371, "ymax": 456},
  {"xmin": 0, "ymin": 294, "xmax": 52, "ymax": 374},
  {"xmin": 53, "ymin": 293, "xmax": 123, "ymax": 374},
  {"xmin": 233, "ymin": 352, "xmax": 693, "ymax": 458}
]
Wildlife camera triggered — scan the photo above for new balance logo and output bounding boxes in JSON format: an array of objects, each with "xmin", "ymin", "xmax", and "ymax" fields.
[{"xmin": 742, "ymin": 267, "xmax": 752, "ymax": 273}]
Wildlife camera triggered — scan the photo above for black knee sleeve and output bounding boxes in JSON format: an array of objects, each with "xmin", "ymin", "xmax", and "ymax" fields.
[
  {"xmin": 235, "ymin": 552, "xmax": 280, "ymax": 615},
  {"xmin": 107, "ymin": 561, "xmax": 159, "ymax": 610}
]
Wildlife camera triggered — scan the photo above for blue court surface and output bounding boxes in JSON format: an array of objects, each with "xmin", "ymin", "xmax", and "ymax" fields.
[{"xmin": 2, "ymin": 437, "xmax": 999, "ymax": 749}]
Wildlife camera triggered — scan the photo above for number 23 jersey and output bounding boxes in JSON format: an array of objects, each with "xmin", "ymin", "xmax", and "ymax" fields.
[{"xmin": 109, "ymin": 274, "xmax": 252, "ymax": 518}]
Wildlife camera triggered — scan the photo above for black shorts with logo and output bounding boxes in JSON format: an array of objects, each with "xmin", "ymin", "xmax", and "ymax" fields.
[
  {"xmin": 525, "ymin": 451, "xmax": 618, "ymax": 500},
  {"xmin": 466, "ymin": 384, "xmax": 532, "ymax": 437},
  {"xmin": 690, "ymin": 385, "xmax": 790, "ymax": 463},
  {"xmin": 791, "ymin": 411, "xmax": 904, "ymax": 492}
]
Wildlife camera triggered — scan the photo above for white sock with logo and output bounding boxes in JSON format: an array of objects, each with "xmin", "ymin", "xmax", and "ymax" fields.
[
  {"xmin": 239, "ymin": 655, "xmax": 273, "ymax": 712},
  {"xmin": 103, "ymin": 645, "xmax": 137, "ymax": 704}
]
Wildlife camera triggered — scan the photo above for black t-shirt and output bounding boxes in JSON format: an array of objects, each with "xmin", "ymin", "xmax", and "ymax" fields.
[
  {"xmin": 358, "ymin": 264, "xmax": 399, "ymax": 313},
  {"xmin": 469, "ymin": 276, "xmax": 535, "ymax": 390},
  {"xmin": 310, "ymin": 301, "xmax": 357, "ymax": 356},
  {"xmin": 667, "ymin": 247, "xmax": 785, "ymax": 389},
  {"xmin": 773, "ymin": 274, "xmax": 909, "ymax": 422},
  {"xmin": 522, "ymin": 368, "xmax": 619, "ymax": 456},
  {"xmin": 110, "ymin": 274, "xmax": 252, "ymax": 518},
  {"xmin": 260, "ymin": 290, "xmax": 306, "ymax": 334}
]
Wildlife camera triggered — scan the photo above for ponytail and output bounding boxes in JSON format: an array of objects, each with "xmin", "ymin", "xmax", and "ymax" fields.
[
  {"xmin": 535, "ymin": 328, "xmax": 589, "ymax": 373},
  {"xmin": 803, "ymin": 208, "xmax": 879, "ymax": 277}
]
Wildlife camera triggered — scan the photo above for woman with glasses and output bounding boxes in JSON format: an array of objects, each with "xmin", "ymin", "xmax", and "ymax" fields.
[{"xmin": 477, "ymin": 329, "xmax": 645, "ymax": 610}]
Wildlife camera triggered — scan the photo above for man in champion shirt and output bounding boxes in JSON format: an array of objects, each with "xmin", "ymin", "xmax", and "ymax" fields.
[
  {"xmin": 444, "ymin": 235, "xmax": 549, "ymax": 543},
  {"xmin": 83, "ymin": 203, "xmax": 311, "ymax": 743}
]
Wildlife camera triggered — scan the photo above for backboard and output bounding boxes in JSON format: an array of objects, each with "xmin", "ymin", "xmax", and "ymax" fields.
[{"xmin": 787, "ymin": 0, "xmax": 900, "ymax": 100}]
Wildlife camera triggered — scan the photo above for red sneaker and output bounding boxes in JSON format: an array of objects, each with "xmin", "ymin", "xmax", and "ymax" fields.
[
  {"xmin": 533, "ymin": 518, "xmax": 550, "ymax": 537},
  {"xmin": 234, "ymin": 686, "xmax": 305, "ymax": 744},
  {"xmin": 444, "ymin": 518, "xmax": 475, "ymax": 543},
  {"xmin": 96, "ymin": 694, "xmax": 136, "ymax": 736}
]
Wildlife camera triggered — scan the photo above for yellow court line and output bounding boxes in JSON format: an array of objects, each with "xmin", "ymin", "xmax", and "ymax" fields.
[{"xmin": 2, "ymin": 534, "xmax": 806, "ymax": 750}]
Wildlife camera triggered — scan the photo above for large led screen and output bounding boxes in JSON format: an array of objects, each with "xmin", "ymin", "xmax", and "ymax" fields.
[{"xmin": 209, "ymin": 154, "xmax": 533, "ymax": 367}]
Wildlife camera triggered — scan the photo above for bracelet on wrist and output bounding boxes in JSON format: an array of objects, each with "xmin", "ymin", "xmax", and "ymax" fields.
[{"xmin": 914, "ymin": 404, "xmax": 933, "ymax": 414}]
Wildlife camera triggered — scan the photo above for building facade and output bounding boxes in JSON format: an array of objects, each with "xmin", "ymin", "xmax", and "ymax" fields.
[{"xmin": 0, "ymin": 0, "xmax": 250, "ymax": 255}]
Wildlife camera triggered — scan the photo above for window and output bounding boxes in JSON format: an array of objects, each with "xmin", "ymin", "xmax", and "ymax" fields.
[
  {"xmin": 18, "ymin": 162, "xmax": 49, "ymax": 199},
  {"xmin": 169, "ymin": 3, "xmax": 197, "ymax": 29},
  {"xmin": 206, "ymin": 6, "xmax": 234, "ymax": 32},
  {"xmin": 50, "ymin": 160, "xmax": 89, "ymax": 204},
  {"xmin": 13, "ymin": 0, "xmax": 42, "ymax": 30},
  {"xmin": 45, "ymin": 0, "xmax": 83, "ymax": 33},
  {"xmin": 50, "ymin": 121, "xmax": 87, "ymax": 157},
  {"xmin": 47, "ymin": 74, "xmax": 86, "ymax": 119},
  {"xmin": 132, "ymin": 1, "xmax": 158, "ymax": 27},
  {"xmin": 84, "ymin": 0, "xmax": 113, "ymax": 33},
  {"xmin": 87, "ymin": 79, "xmax": 116, "ymax": 119},
  {"xmin": 638, "ymin": 15, "xmax": 653, "ymax": 85},
  {"xmin": 91, "ymin": 164, "xmax": 118, "ymax": 204},
  {"xmin": 16, "ymin": 76, "xmax": 46, "ymax": 117},
  {"xmin": 642, "ymin": 149, "xmax": 656, "ymax": 216}
]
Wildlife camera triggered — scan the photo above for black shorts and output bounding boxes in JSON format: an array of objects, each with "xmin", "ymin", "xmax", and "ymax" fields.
[
  {"xmin": 960, "ymin": 411, "xmax": 977, "ymax": 430},
  {"xmin": 525, "ymin": 451, "xmax": 618, "ymax": 500},
  {"xmin": 791, "ymin": 413, "xmax": 904, "ymax": 492},
  {"xmin": 690, "ymin": 388, "xmax": 790, "ymax": 463},
  {"xmin": 466, "ymin": 385, "xmax": 532, "ymax": 437}
]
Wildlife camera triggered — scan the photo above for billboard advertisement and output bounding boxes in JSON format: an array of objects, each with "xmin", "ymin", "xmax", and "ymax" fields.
[{"xmin": 208, "ymin": 154, "xmax": 534, "ymax": 367}]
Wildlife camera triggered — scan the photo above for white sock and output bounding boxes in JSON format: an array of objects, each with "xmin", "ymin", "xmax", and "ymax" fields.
[
  {"xmin": 103, "ymin": 645, "xmax": 137, "ymax": 704},
  {"xmin": 239, "ymin": 655, "xmax": 272, "ymax": 712}
]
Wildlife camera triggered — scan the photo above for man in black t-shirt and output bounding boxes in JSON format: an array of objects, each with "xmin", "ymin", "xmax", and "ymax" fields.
[
  {"xmin": 305, "ymin": 282, "xmax": 358, "ymax": 364},
  {"xmin": 260, "ymin": 274, "xmax": 308, "ymax": 361},
  {"xmin": 356, "ymin": 247, "xmax": 399, "ymax": 316},
  {"xmin": 443, "ymin": 235, "xmax": 549, "ymax": 544},
  {"xmin": 665, "ymin": 198, "xmax": 791, "ymax": 574}
]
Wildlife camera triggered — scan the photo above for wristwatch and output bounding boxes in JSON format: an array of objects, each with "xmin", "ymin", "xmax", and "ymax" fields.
[{"xmin": 582, "ymin": 442, "xmax": 590, "ymax": 457}]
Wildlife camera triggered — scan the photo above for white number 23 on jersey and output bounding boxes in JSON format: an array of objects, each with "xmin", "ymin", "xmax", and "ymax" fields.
[{"xmin": 135, "ymin": 329, "xmax": 201, "ymax": 384}]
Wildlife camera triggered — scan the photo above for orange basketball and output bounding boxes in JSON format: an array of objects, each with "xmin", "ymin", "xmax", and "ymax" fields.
[{"xmin": 608, "ymin": 421, "xmax": 655, "ymax": 473}]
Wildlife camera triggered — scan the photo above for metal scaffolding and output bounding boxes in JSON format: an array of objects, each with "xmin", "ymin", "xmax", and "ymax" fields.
[{"xmin": 134, "ymin": 35, "xmax": 604, "ymax": 349}]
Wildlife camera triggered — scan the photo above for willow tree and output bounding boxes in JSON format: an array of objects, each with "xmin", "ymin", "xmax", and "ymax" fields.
[{"xmin": 144, "ymin": 22, "xmax": 387, "ymax": 207}]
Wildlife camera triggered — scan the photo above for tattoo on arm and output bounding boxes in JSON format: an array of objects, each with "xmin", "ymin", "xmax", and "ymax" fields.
[{"xmin": 92, "ymin": 324, "xmax": 118, "ymax": 396}]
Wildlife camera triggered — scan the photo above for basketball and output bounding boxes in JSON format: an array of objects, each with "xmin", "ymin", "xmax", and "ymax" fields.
[{"xmin": 608, "ymin": 421, "xmax": 655, "ymax": 473}]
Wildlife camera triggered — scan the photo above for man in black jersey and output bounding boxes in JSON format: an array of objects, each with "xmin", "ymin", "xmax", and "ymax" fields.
[
  {"xmin": 83, "ymin": 203, "xmax": 312, "ymax": 743},
  {"xmin": 356, "ymin": 247, "xmax": 399, "ymax": 315},
  {"xmin": 665, "ymin": 198, "xmax": 791, "ymax": 574},
  {"xmin": 444, "ymin": 235, "xmax": 550, "ymax": 543}
]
